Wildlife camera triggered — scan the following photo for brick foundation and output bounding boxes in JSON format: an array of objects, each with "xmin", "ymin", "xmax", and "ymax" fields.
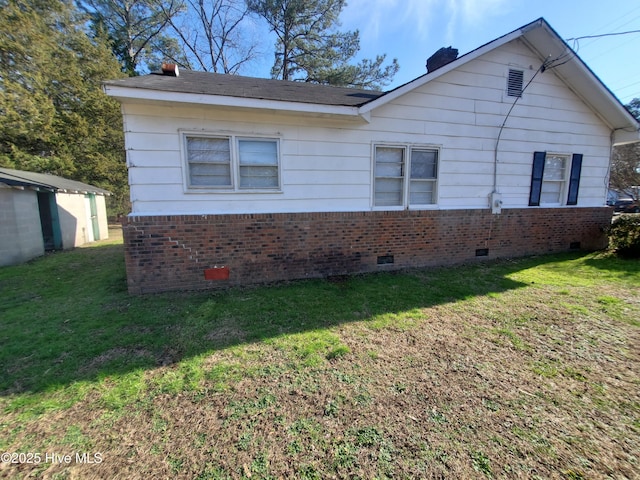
[{"xmin": 123, "ymin": 208, "xmax": 612, "ymax": 294}]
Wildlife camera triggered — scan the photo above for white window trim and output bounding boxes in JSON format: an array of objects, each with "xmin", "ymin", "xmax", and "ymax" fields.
[
  {"xmin": 180, "ymin": 130, "xmax": 282, "ymax": 193},
  {"xmin": 540, "ymin": 152, "xmax": 570, "ymax": 206},
  {"xmin": 371, "ymin": 142, "xmax": 440, "ymax": 210}
]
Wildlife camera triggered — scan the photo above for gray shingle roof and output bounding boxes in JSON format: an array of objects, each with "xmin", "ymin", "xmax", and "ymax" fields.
[
  {"xmin": 0, "ymin": 168, "xmax": 111, "ymax": 195},
  {"xmin": 103, "ymin": 70, "xmax": 384, "ymax": 107}
]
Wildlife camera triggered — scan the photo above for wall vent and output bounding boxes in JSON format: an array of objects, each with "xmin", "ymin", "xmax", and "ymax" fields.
[
  {"xmin": 475, "ymin": 248, "xmax": 489, "ymax": 257},
  {"xmin": 569, "ymin": 242, "xmax": 581, "ymax": 250},
  {"xmin": 507, "ymin": 69, "xmax": 524, "ymax": 97}
]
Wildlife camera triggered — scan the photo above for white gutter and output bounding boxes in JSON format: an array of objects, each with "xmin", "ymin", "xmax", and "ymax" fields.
[{"xmin": 104, "ymin": 85, "xmax": 367, "ymax": 120}]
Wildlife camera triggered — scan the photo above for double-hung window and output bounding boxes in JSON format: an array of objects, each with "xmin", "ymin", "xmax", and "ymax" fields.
[
  {"xmin": 529, "ymin": 151, "xmax": 583, "ymax": 206},
  {"xmin": 184, "ymin": 133, "xmax": 280, "ymax": 191},
  {"xmin": 541, "ymin": 153, "xmax": 568, "ymax": 204},
  {"xmin": 237, "ymin": 139, "xmax": 279, "ymax": 188},
  {"xmin": 186, "ymin": 136, "xmax": 232, "ymax": 187},
  {"xmin": 374, "ymin": 145, "xmax": 438, "ymax": 207}
]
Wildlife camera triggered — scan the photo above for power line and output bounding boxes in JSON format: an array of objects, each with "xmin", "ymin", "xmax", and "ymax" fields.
[
  {"xmin": 580, "ymin": 4, "xmax": 640, "ymax": 38},
  {"xmin": 614, "ymin": 79, "xmax": 640, "ymax": 92},
  {"xmin": 566, "ymin": 28, "xmax": 640, "ymax": 43}
]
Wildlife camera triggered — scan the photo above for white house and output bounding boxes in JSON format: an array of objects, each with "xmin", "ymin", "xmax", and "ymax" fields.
[
  {"xmin": 104, "ymin": 18, "xmax": 640, "ymax": 294},
  {"xmin": 0, "ymin": 168, "xmax": 110, "ymax": 266}
]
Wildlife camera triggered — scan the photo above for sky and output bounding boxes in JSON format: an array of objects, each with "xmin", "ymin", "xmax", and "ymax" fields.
[{"xmin": 322, "ymin": 0, "xmax": 640, "ymax": 104}]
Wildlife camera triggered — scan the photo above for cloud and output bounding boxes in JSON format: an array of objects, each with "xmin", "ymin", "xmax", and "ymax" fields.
[
  {"xmin": 343, "ymin": 0, "xmax": 514, "ymax": 43},
  {"xmin": 342, "ymin": 0, "xmax": 439, "ymax": 40},
  {"xmin": 449, "ymin": 0, "xmax": 514, "ymax": 24}
]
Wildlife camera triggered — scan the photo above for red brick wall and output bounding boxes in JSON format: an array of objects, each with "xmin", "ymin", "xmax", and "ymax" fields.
[{"xmin": 122, "ymin": 208, "xmax": 612, "ymax": 294}]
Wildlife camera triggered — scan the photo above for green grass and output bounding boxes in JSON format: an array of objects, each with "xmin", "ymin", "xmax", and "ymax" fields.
[{"xmin": 1, "ymin": 232, "xmax": 639, "ymax": 479}]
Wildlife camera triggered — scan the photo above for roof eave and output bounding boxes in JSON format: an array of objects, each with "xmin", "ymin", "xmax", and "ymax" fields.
[
  {"xmin": 359, "ymin": 17, "xmax": 640, "ymax": 142},
  {"xmin": 519, "ymin": 19, "xmax": 640, "ymax": 142},
  {"xmin": 104, "ymin": 84, "xmax": 368, "ymax": 121}
]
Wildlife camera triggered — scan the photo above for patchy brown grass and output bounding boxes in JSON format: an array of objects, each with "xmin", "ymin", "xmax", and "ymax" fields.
[{"xmin": 0, "ymin": 246, "xmax": 638, "ymax": 479}]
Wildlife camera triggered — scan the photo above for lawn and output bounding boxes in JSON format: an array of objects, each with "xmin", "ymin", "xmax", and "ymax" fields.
[{"xmin": 0, "ymin": 228, "xmax": 638, "ymax": 479}]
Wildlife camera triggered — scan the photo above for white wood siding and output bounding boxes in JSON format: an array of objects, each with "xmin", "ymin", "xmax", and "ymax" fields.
[{"xmin": 123, "ymin": 38, "xmax": 612, "ymax": 215}]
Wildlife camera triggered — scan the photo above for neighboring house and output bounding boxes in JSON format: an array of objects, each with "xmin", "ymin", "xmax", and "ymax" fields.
[
  {"xmin": 0, "ymin": 168, "xmax": 110, "ymax": 266},
  {"xmin": 104, "ymin": 18, "xmax": 640, "ymax": 294}
]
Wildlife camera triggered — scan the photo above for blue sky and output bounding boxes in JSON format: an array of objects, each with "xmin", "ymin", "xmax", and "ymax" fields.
[{"xmin": 334, "ymin": 0, "xmax": 640, "ymax": 104}]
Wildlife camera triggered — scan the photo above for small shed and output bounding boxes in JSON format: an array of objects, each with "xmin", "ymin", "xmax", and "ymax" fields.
[{"xmin": 0, "ymin": 168, "xmax": 111, "ymax": 266}]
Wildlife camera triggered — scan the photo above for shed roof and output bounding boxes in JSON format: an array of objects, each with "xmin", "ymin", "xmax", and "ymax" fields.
[{"xmin": 0, "ymin": 168, "xmax": 111, "ymax": 195}]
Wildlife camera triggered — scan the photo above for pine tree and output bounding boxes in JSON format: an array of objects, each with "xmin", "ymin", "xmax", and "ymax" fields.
[
  {"xmin": 0, "ymin": 0, "xmax": 129, "ymax": 215},
  {"xmin": 78, "ymin": 0, "xmax": 183, "ymax": 75},
  {"xmin": 247, "ymin": 0, "xmax": 398, "ymax": 89}
]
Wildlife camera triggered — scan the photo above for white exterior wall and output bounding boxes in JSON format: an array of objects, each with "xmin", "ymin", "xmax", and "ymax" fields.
[
  {"xmin": 56, "ymin": 193, "xmax": 89, "ymax": 247},
  {"xmin": 0, "ymin": 187, "xmax": 44, "ymax": 266},
  {"xmin": 122, "ymin": 39, "xmax": 612, "ymax": 216},
  {"xmin": 55, "ymin": 193, "xmax": 109, "ymax": 248}
]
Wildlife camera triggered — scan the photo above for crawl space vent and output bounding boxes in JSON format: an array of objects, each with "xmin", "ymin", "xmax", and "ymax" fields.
[{"xmin": 377, "ymin": 255, "xmax": 394, "ymax": 265}]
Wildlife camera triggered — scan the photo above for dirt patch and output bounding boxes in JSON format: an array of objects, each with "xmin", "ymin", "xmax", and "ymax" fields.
[
  {"xmin": 80, "ymin": 347, "xmax": 154, "ymax": 373},
  {"xmin": 206, "ymin": 326, "xmax": 248, "ymax": 345}
]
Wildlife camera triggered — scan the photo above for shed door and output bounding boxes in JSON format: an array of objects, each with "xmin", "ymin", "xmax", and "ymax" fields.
[
  {"xmin": 37, "ymin": 192, "xmax": 62, "ymax": 251},
  {"xmin": 85, "ymin": 194, "xmax": 99, "ymax": 242}
]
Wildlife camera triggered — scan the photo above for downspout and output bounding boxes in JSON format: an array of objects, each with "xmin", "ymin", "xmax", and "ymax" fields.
[{"xmin": 605, "ymin": 130, "xmax": 614, "ymax": 205}]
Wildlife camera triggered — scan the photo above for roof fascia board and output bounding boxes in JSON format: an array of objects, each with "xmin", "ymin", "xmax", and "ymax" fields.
[
  {"xmin": 520, "ymin": 21, "xmax": 640, "ymax": 132},
  {"xmin": 359, "ymin": 29, "xmax": 524, "ymax": 115},
  {"xmin": 614, "ymin": 128, "xmax": 640, "ymax": 145},
  {"xmin": 0, "ymin": 170, "xmax": 110, "ymax": 195},
  {"xmin": 104, "ymin": 85, "xmax": 364, "ymax": 119}
]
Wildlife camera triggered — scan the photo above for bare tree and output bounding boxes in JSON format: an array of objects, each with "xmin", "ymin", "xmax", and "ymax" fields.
[
  {"xmin": 611, "ymin": 98, "xmax": 640, "ymax": 201},
  {"xmin": 611, "ymin": 143, "xmax": 640, "ymax": 201},
  {"xmin": 160, "ymin": 0, "xmax": 260, "ymax": 73},
  {"xmin": 79, "ymin": 0, "xmax": 184, "ymax": 74}
]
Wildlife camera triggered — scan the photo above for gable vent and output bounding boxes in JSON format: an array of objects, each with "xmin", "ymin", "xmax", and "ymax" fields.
[{"xmin": 507, "ymin": 69, "xmax": 524, "ymax": 97}]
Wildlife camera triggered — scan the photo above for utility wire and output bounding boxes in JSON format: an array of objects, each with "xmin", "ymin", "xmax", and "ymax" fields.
[
  {"xmin": 565, "ymin": 29, "xmax": 640, "ymax": 42},
  {"xmin": 491, "ymin": 53, "xmax": 577, "ymax": 193},
  {"xmin": 566, "ymin": 29, "xmax": 640, "ymax": 53}
]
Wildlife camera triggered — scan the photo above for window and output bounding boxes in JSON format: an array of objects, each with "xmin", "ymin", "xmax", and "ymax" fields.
[
  {"xmin": 374, "ymin": 146, "xmax": 404, "ymax": 206},
  {"xmin": 184, "ymin": 134, "xmax": 280, "ymax": 190},
  {"xmin": 540, "ymin": 154, "xmax": 568, "ymax": 204},
  {"xmin": 529, "ymin": 151, "xmax": 583, "ymax": 206},
  {"xmin": 507, "ymin": 69, "xmax": 524, "ymax": 97},
  {"xmin": 186, "ymin": 136, "xmax": 232, "ymax": 187},
  {"xmin": 374, "ymin": 145, "xmax": 438, "ymax": 207},
  {"xmin": 238, "ymin": 139, "xmax": 279, "ymax": 188}
]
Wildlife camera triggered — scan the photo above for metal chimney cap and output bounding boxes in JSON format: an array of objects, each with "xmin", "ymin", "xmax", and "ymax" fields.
[{"xmin": 161, "ymin": 63, "xmax": 180, "ymax": 77}]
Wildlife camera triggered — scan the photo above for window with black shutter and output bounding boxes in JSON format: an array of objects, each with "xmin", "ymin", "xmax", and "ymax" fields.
[{"xmin": 529, "ymin": 151, "xmax": 583, "ymax": 206}]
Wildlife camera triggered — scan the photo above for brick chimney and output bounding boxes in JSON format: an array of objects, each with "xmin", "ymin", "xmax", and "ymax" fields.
[{"xmin": 426, "ymin": 47, "xmax": 458, "ymax": 73}]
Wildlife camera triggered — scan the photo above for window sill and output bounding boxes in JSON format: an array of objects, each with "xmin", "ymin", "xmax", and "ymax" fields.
[
  {"xmin": 371, "ymin": 205, "xmax": 440, "ymax": 211},
  {"xmin": 184, "ymin": 188, "xmax": 283, "ymax": 195}
]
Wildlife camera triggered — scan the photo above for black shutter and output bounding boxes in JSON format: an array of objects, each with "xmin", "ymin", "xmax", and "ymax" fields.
[
  {"xmin": 566, "ymin": 153, "xmax": 583, "ymax": 205},
  {"xmin": 529, "ymin": 151, "xmax": 546, "ymax": 206}
]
